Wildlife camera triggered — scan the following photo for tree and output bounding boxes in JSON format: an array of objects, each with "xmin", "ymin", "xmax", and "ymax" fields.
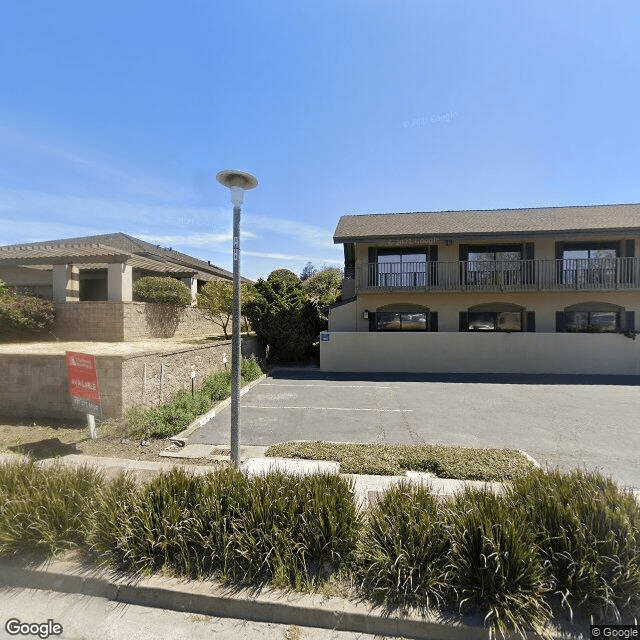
[
  {"xmin": 299, "ymin": 261, "xmax": 317, "ymax": 282},
  {"xmin": 197, "ymin": 280, "xmax": 251, "ymax": 339},
  {"xmin": 267, "ymin": 269, "xmax": 300, "ymax": 284},
  {"xmin": 302, "ymin": 267, "xmax": 343, "ymax": 307},
  {"xmin": 242, "ymin": 274, "xmax": 326, "ymax": 361},
  {"xmin": 133, "ymin": 276, "xmax": 192, "ymax": 305}
]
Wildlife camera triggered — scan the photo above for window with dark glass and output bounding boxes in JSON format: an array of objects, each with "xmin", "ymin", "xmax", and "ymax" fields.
[
  {"xmin": 377, "ymin": 311, "xmax": 428, "ymax": 331},
  {"xmin": 368, "ymin": 247, "xmax": 437, "ymax": 287},
  {"xmin": 370, "ymin": 304, "xmax": 437, "ymax": 332},
  {"xmin": 560, "ymin": 243, "xmax": 618, "ymax": 287},
  {"xmin": 459, "ymin": 244, "xmax": 532, "ymax": 287},
  {"xmin": 556, "ymin": 302, "xmax": 628, "ymax": 333},
  {"xmin": 460, "ymin": 303, "xmax": 533, "ymax": 332}
]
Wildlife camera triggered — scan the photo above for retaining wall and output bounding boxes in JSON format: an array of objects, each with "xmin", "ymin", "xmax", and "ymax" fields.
[
  {"xmin": 0, "ymin": 337, "xmax": 261, "ymax": 421},
  {"xmin": 51, "ymin": 302, "xmax": 216, "ymax": 342}
]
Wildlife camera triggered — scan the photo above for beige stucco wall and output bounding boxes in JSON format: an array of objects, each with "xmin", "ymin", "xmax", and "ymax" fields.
[
  {"xmin": 330, "ymin": 292, "xmax": 640, "ymax": 333},
  {"xmin": 320, "ymin": 331, "xmax": 640, "ymax": 375},
  {"xmin": 332, "ymin": 291, "xmax": 640, "ymax": 333}
]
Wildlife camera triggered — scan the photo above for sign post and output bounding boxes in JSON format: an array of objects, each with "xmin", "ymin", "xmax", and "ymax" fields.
[{"xmin": 65, "ymin": 352, "xmax": 101, "ymax": 439}]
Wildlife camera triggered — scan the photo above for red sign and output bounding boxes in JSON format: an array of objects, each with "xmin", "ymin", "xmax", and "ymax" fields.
[{"xmin": 66, "ymin": 352, "xmax": 100, "ymax": 414}]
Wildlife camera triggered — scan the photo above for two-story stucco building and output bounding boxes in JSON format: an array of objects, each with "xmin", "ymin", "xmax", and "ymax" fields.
[{"xmin": 322, "ymin": 203, "xmax": 640, "ymax": 375}]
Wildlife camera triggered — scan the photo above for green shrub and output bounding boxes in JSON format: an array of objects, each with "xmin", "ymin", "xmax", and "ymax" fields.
[
  {"xmin": 357, "ymin": 483, "xmax": 448, "ymax": 608},
  {"xmin": 229, "ymin": 473, "xmax": 358, "ymax": 588},
  {"xmin": 132, "ymin": 276, "xmax": 192, "ymax": 305},
  {"xmin": 0, "ymin": 281, "xmax": 55, "ymax": 340},
  {"xmin": 241, "ymin": 354, "xmax": 263, "ymax": 382},
  {"xmin": 126, "ymin": 358, "xmax": 263, "ymax": 439},
  {"xmin": 445, "ymin": 488, "xmax": 552, "ymax": 640},
  {"xmin": 0, "ymin": 459, "xmax": 104, "ymax": 557},
  {"xmin": 243, "ymin": 276, "xmax": 325, "ymax": 362},
  {"xmin": 509, "ymin": 468, "xmax": 640, "ymax": 623}
]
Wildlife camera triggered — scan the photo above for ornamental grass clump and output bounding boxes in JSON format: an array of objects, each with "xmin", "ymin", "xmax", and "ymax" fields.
[
  {"xmin": 444, "ymin": 488, "xmax": 552, "ymax": 640},
  {"xmin": 87, "ymin": 468, "xmax": 250, "ymax": 578},
  {"xmin": 509, "ymin": 468, "xmax": 640, "ymax": 623},
  {"xmin": 357, "ymin": 483, "xmax": 448, "ymax": 608},
  {"xmin": 0, "ymin": 459, "xmax": 104, "ymax": 558},
  {"xmin": 229, "ymin": 472, "xmax": 358, "ymax": 588}
]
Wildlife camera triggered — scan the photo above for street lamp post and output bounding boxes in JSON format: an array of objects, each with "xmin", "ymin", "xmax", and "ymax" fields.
[{"xmin": 216, "ymin": 169, "xmax": 258, "ymax": 468}]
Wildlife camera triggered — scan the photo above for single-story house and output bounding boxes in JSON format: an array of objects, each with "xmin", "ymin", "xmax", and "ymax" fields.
[{"xmin": 0, "ymin": 232, "xmax": 242, "ymax": 341}]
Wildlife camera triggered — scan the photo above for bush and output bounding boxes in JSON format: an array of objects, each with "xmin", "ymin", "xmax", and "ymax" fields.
[
  {"xmin": 358, "ymin": 483, "xmax": 448, "ymax": 608},
  {"xmin": 445, "ymin": 488, "xmax": 552, "ymax": 640},
  {"xmin": 509, "ymin": 468, "xmax": 640, "ymax": 623},
  {"xmin": 0, "ymin": 280, "xmax": 55, "ymax": 340},
  {"xmin": 229, "ymin": 472, "xmax": 358, "ymax": 587},
  {"xmin": 88, "ymin": 468, "xmax": 356, "ymax": 588},
  {"xmin": 243, "ymin": 276, "xmax": 325, "ymax": 361},
  {"xmin": 133, "ymin": 276, "xmax": 192, "ymax": 305},
  {"xmin": 0, "ymin": 459, "xmax": 104, "ymax": 557},
  {"xmin": 126, "ymin": 357, "xmax": 263, "ymax": 439}
]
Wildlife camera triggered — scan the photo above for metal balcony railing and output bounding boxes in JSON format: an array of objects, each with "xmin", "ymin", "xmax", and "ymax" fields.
[{"xmin": 357, "ymin": 257, "xmax": 640, "ymax": 292}]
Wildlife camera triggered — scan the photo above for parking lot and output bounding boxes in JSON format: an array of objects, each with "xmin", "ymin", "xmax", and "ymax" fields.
[{"xmin": 188, "ymin": 369, "xmax": 640, "ymax": 489}]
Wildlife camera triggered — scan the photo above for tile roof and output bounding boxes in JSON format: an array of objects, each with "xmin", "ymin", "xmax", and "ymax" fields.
[{"xmin": 334, "ymin": 203, "xmax": 640, "ymax": 242}]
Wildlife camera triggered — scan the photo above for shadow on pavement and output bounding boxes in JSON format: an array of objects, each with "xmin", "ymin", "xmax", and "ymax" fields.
[{"xmin": 268, "ymin": 368, "xmax": 640, "ymax": 386}]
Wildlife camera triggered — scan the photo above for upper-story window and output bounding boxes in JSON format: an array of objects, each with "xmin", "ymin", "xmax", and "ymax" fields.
[
  {"xmin": 556, "ymin": 240, "xmax": 635, "ymax": 287},
  {"xmin": 368, "ymin": 246, "xmax": 437, "ymax": 287},
  {"xmin": 459, "ymin": 244, "xmax": 534, "ymax": 287}
]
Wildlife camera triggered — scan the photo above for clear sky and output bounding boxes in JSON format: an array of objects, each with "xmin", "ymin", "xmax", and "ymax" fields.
[{"xmin": 1, "ymin": 1, "xmax": 639, "ymax": 280}]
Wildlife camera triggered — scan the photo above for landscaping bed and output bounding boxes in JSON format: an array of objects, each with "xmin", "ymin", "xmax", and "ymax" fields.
[
  {"xmin": 266, "ymin": 441, "xmax": 535, "ymax": 481},
  {"xmin": 0, "ymin": 460, "xmax": 638, "ymax": 639}
]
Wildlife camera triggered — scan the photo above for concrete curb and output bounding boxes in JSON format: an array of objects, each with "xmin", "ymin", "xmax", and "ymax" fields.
[
  {"xmin": 0, "ymin": 555, "xmax": 560, "ymax": 640},
  {"xmin": 169, "ymin": 373, "xmax": 267, "ymax": 445}
]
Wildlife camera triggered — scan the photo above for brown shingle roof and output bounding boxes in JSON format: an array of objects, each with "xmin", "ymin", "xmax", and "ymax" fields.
[
  {"xmin": 0, "ymin": 233, "xmax": 242, "ymax": 281},
  {"xmin": 334, "ymin": 203, "xmax": 640, "ymax": 243}
]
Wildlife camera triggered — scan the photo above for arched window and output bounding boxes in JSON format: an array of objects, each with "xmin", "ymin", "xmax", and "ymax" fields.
[
  {"xmin": 460, "ymin": 302, "xmax": 533, "ymax": 332},
  {"xmin": 371, "ymin": 303, "xmax": 437, "ymax": 332},
  {"xmin": 557, "ymin": 302, "xmax": 627, "ymax": 333}
]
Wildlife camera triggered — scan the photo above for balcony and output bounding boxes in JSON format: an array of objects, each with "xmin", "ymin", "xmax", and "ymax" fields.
[{"xmin": 356, "ymin": 257, "xmax": 640, "ymax": 293}]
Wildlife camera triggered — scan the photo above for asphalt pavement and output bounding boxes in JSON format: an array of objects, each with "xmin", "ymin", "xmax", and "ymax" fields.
[{"xmin": 188, "ymin": 368, "xmax": 640, "ymax": 489}]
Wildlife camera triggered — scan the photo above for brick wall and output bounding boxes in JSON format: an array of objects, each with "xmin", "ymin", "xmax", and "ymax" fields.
[
  {"xmin": 0, "ymin": 337, "xmax": 262, "ymax": 421},
  {"xmin": 51, "ymin": 302, "xmax": 218, "ymax": 341}
]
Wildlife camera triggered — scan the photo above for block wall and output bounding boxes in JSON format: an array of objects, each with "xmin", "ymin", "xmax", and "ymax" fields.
[{"xmin": 0, "ymin": 337, "xmax": 262, "ymax": 421}]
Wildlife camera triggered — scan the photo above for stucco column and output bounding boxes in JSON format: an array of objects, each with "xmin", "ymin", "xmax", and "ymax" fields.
[
  {"xmin": 182, "ymin": 276, "xmax": 198, "ymax": 305},
  {"xmin": 108, "ymin": 263, "xmax": 133, "ymax": 301},
  {"xmin": 52, "ymin": 264, "xmax": 80, "ymax": 302}
]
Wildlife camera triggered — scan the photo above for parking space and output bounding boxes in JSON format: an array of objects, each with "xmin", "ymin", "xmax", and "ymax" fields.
[{"xmin": 188, "ymin": 369, "xmax": 640, "ymax": 489}]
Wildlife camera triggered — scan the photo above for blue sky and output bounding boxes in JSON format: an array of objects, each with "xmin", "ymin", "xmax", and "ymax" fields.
[{"xmin": 1, "ymin": 1, "xmax": 639, "ymax": 280}]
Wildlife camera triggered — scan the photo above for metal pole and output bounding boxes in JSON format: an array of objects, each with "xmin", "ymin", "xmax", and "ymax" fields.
[{"xmin": 231, "ymin": 203, "xmax": 241, "ymax": 468}]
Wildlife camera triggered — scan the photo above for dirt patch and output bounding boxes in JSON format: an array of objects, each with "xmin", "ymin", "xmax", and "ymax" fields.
[{"xmin": 0, "ymin": 418, "xmax": 223, "ymax": 466}]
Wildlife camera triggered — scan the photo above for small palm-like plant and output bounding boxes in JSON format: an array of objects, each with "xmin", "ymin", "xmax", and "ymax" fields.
[
  {"xmin": 509, "ymin": 468, "xmax": 640, "ymax": 623},
  {"xmin": 0, "ymin": 459, "xmax": 104, "ymax": 557},
  {"xmin": 357, "ymin": 482, "xmax": 448, "ymax": 608},
  {"xmin": 444, "ymin": 488, "xmax": 552, "ymax": 640}
]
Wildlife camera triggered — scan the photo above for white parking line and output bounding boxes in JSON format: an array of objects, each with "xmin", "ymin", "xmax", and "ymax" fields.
[{"xmin": 242, "ymin": 406, "xmax": 411, "ymax": 412}]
